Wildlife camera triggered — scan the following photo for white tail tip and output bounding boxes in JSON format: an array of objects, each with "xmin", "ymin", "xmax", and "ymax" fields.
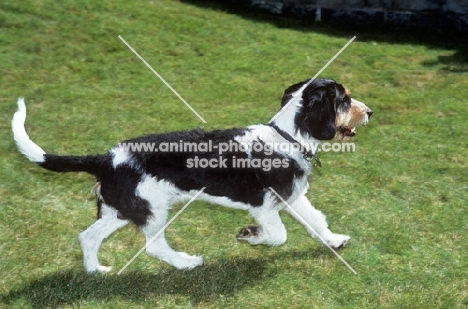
[{"xmin": 12, "ymin": 98, "xmax": 46, "ymax": 163}]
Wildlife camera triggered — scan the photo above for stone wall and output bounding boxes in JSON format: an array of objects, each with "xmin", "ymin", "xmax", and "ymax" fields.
[{"xmin": 248, "ymin": 0, "xmax": 468, "ymax": 31}]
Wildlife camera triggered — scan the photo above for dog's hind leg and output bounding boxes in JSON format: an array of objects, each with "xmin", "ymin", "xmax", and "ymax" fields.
[
  {"xmin": 78, "ymin": 203, "xmax": 129, "ymax": 273},
  {"xmin": 141, "ymin": 209, "xmax": 203, "ymax": 270},
  {"xmin": 237, "ymin": 206, "xmax": 287, "ymax": 246},
  {"xmin": 136, "ymin": 177, "xmax": 203, "ymax": 270},
  {"xmin": 285, "ymin": 195, "xmax": 350, "ymax": 249}
]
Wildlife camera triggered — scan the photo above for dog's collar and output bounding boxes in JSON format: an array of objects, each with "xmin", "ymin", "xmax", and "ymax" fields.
[{"xmin": 270, "ymin": 124, "xmax": 321, "ymax": 167}]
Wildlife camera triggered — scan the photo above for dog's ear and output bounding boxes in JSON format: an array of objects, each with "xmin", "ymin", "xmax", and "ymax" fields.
[
  {"xmin": 297, "ymin": 86, "xmax": 337, "ymax": 140},
  {"xmin": 281, "ymin": 80, "xmax": 308, "ymax": 107}
]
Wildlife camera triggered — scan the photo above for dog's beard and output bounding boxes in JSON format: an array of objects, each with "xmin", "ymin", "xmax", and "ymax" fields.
[{"xmin": 334, "ymin": 126, "xmax": 356, "ymax": 141}]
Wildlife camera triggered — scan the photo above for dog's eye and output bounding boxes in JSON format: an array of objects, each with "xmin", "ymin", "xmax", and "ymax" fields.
[{"xmin": 337, "ymin": 98, "xmax": 351, "ymax": 111}]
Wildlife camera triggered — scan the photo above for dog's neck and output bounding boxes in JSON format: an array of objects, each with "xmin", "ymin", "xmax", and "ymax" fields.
[
  {"xmin": 269, "ymin": 100, "xmax": 322, "ymax": 167},
  {"xmin": 270, "ymin": 99, "xmax": 319, "ymax": 146},
  {"xmin": 269, "ymin": 124, "xmax": 321, "ymax": 167}
]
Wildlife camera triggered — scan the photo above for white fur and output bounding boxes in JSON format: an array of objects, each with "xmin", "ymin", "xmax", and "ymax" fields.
[
  {"xmin": 243, "ymin": 193, "xmax": 287, "ymax": 246},
  {"xmin": 78, "ymin": 204, "xmax": 129, "ymax": 273},
  {"xmin": 195, "ymin": 193, "xmax": 250, "ymax": 210},
  {"xmin": 270, "ymin": 87, "xmax": 323, "ymax": 171},
  {"xmin": 237, "ymin": 124, "xmax": 312, "ymax": 173},
  {"xmin": 136, "ymin": 175, "xmax": 203, "ymax": 269},
  {"xmin": 351, "ymin": 99, "xmax": 371, "ymax": 126},
  {"xmin": 285, "ymin": 195, "xmax": 349, "ymax": 248},
  {"xmin": 12, "ymin": 98, "xmax": 46, "ymax": 163},
  {"xmin": 271, "ymin": 98, "xmax": 302, "ymax": 139},
  {"xmin": 111, "ymin": 148, "xmax": 133, "ymax": 169}
]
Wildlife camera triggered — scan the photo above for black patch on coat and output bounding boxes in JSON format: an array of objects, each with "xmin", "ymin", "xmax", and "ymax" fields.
[
  {"xmin": 36, "ymin": 80, "xmax": 350, "ymax": 226},
  {"xmin": 98, "ymin": 161, "xmax": 152, "ymax": 226},
  {"xmin": 122, "ymin": 127, "xmax": 304, "ymax": 207}
]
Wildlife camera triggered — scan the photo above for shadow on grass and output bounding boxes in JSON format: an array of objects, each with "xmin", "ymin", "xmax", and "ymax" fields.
[
  {"xmin": 0, "ymin": 249, "xmax": 332, "ymax": 308},
  {"xmin": 421, "ymin": 48, "xmax": 468, "ymax": 72},
  {"xmin": 180, "ymin": 0, "xmax": 468, "ymax": 72},
  {"xmin": 0, "ymin": 258, "xmax": 265, "ymax": 307},
  {"xmin": 0, "ymin": 257, "xmax": 272, "ymax": 308}
]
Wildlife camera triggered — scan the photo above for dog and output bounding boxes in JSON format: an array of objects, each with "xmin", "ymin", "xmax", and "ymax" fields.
[{"xmin": 12, "ymin": 78, "xmax": 372, "ymax": 273}]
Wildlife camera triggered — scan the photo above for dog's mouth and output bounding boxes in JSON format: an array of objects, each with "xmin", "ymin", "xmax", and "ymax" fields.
[{"xmin": 338, "ymin": 126, "xmax": 356, "ymax": 137}]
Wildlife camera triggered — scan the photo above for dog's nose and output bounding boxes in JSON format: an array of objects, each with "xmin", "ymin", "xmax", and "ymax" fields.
[{"xmin": 366, "ymin": 109, "xmax": 373, "ymax": 118}]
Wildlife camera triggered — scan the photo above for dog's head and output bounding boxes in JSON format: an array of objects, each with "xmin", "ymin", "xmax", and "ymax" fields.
[{"xmin": 281, "ymin": 78, "xmax": 372, "ymax": 141}]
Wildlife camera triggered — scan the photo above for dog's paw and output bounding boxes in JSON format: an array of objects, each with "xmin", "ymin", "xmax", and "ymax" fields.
[
  {"xmin": 97, "ymin": 265, "xmax": 113, "ymax": 273},
  {"xmin": 173, "ymin": 252, "xmax": 204, "ymax": 270},
  {"xmin": 236, "ymin": 226, "xmax": 260, "ymax": 241},
  {"xmin": 325, "ymin": 234, "xmax": 350, "ymax": 249},
  {"xmin": 86, "ymin": 265, "xmax": 112, "ymax": 274}
]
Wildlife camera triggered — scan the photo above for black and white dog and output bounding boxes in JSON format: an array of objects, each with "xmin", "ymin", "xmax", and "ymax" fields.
[{"xmin": 12, "ymin": 78, "xmax": 372, "ymax": 273}]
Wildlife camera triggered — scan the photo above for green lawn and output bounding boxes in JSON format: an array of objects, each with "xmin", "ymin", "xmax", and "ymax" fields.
[{"xmin": 1, "ymin": 0, "xmax": 467, "ymax": 308}]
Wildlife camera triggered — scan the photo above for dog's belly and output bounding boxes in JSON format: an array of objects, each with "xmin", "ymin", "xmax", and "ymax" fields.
[
  {"xmin": 194, "ymin": 193, "xmax": 251, "ymax": 210},
  {"xmin": 175, "ymin": 173, "xmax": 310, "ymax": 211}
]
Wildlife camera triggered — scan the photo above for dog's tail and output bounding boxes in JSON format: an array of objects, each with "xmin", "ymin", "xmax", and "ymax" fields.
[{"xmin": 12, "ymin": 98, "xmax": 107, "ymax": 176}]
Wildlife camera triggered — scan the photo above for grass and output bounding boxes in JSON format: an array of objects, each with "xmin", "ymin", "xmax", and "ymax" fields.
[{"xmin": 1, "ymin": 0, "xmax": 468, "ymax": 308}]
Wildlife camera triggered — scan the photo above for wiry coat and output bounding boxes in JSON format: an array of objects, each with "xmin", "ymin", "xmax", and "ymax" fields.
[{"xmin": 12, "ymin": 78, "xmax": 372, "ymax": 272}]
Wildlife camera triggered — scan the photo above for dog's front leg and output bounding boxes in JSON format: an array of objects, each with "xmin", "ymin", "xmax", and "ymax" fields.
[
  {"xmin": 236, "ymin": 206, "xmax": 287, "ymax": 246},
  {"xmin": 286, "ymin": 195, "xmax": 350, "ymax": 249}
]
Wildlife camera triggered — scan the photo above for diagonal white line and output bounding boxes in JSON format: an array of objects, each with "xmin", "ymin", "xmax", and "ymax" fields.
[
  {"xmin": 268, "ymin": 187, "xmax": 357, "ymax": 275},
  {"xmin": 269, "ymin": 36, "xmax": 356, "ymax": 123},
  {"xmin": 118, "ymin": 35, "xmax": 207, "ymax": 124},
  {"xmin": 117, "ymin": 187, "xmax": 206, "ymax": 275}
]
